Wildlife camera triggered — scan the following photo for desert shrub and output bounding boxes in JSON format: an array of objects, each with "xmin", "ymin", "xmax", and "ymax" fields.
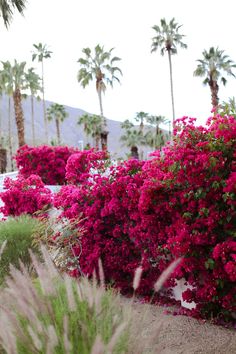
[
  {"xmin": 15, "ymin": 145, "xmax": 79, "ymax": 185},
  {"xmin": 0, "ymin": 174, "xmax": 52, "ymax": 217},
  {"xmin": 0, "ymin": 215, "xmax": 43, "ymax": 283},
  {"xmin": 0, "ymin": 246, "xmax": 130, "ymax": 354}
]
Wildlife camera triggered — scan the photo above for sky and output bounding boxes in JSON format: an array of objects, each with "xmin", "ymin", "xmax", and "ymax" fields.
[{"xmin": 1, "ymin": 0, "xmax": 236, "ymax": 128}]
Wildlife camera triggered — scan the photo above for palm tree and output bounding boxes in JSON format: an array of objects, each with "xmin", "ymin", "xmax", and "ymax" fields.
[
  {"xmin": 25, "ymin": 67, "xmax": 42, "ymax": 145},
  {"xmin": 77, "ymin": 44, "xmax": 122, "ymax": 150},
  {"xmin": 194, "ymin": 47, "xmax": 236, "ymax": 108},
  {"xmin": 47, "ymin": 103, "xmax": 68, "ymax": 145},
  {"xmin": 78, "ymin": 113, "xmax": 102, "ymax": 149},
  {"xmin": 134, "ymin": 112, "xmax": 149, "ymax": 159},
  {"xmin": 120, "ymin": 129, "xmax": 144, "ymax": 160},
  {"xmin": 0, "ymin": 0, "xmax": 26, "ymax": 27},
  {"xmin": 32, "ymin": 42, "xmax": 52, "ymax": 144},
  {"xmin": 151, "ymin": 18, "xmax": 187, "ymax": 129},
  {"xmin": 146, "ymin": 115, "xmax": 167, "ymax": 150},
  {"xmin": 1, "ymin": 60, "xmax": 26, "ymax": 147}
]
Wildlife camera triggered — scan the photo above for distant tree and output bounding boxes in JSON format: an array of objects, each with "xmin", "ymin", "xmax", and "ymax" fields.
[
  {"xmin": 194, "ymin": 47, "xmax": 236, "ymax": 108},
  {"xmin": 78, "ymin": 113, "xmax": 102, "ymax": 149},
  {"xmin": 25, "ymin": 67, "xmax": 42, "ymax": 145},
  {"xmin": 32, "ymin": 42, "xmax": 52, "ymax": 143},
  {"xmin": 1, "ymin": 60, "xmax": 27, "ymax": 147},
  {"xmin": 151, "ymin": 18, "xmax": 187, "ymax": 129},
  {"xmin": 0, "ymin": 0, "xmax": 26, "ymax": 27},
  {"xmin": 47, "ymin": 103, "xmax": 68, "ymax": 145},
  {"xmin": 134, "ymin": 111, "xmax": 149, "ymax": 159},
  {"xmin": 145, "ymin": 115, "xmax": 167, "ymax": 150},
  {"xmin": 120, "ymin": 129, "xmax": 144, "ymax": 160},
  {"xmin": 77, "ymin": 44, "xmax": 122, "ymax": 150}
]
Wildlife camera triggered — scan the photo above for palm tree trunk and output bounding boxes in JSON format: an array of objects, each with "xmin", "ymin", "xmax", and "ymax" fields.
[
  {"xmin": 13, "ymin": 88, "xmax": 25, "ymax": 147},
  {"xmin": 98, "ymin": 89, "xmax": 108, "ymax": 150},
  {"xmin": 55, "ymin": 118, "xmax": 61, "ymax": 145},
  {"xmin": 210, "ymin": 80, "xmax": 219, "ymax": 108},
  {"xmin": 8, "ymin": 97, "xmax": 14, "ymax": 171},
  {"xmin": 31, "ymin": 94, "xmax": 36, "ymax": 145},
  {"xmin": 139, "ymin": 119, "xmax": 144, "ymax": 160},
  {"xmin": 42, "ymin": 60, "xmax": 48, "ymax": 144},
  {"xmin": 167, "ymin": 50, "xmax": 175, "ymax": 131}
]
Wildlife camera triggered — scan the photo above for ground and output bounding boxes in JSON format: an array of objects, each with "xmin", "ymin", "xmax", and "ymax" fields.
[{"xmin": 124, "ymin": 299, "xmax": 236, "ymax": 354}]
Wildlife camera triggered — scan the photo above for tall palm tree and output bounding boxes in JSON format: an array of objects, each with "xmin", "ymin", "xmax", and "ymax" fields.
[
  {"xmin": 1, "ymin": 60, "xmax": 26, "ymax": 147},
  {"xmin": 32, "ymin": 42, "xmax": 52, "ymax": 144},
  {"xmin": 47, "ymin": 103, "xmax": 68, "ymax": 145},
  {"xmin": 0, "ymin": 0, "xmax": 26, "ymax": 27},
  {"xmin": 194, "ymin": 47, "xmax": 236, "ymax": 108},
  {"xmin": 78, "ymin": 113, "xmax": 102, "ymax": 149},
  {"xmin": 77, "ymin": 44, "xmax": 122, "ymax": 150},
  {"xmin": 151, "ymin": 18, "xmax": 187, "ymax": 129},
  {"xmin": 25, "ymin": 67, "xmax": 42, "ymax": 145}
]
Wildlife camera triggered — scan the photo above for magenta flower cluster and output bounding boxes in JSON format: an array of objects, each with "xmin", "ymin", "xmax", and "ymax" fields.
[
  {"xmin": 0, "ymin": 174, "xmax": 52, "ymax": 216},
  {"xmin": 15, "ymin": 145, "xmax": 79, "ymax": 185}
]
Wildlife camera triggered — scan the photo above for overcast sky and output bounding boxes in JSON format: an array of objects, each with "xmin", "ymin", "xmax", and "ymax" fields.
[{"xmin": 1, "ymin": 0, "xmax": 236, "ymax": 127}]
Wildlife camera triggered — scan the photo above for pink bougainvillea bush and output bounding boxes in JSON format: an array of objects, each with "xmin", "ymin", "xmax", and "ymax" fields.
[
  {"xmin": 0, "ymin": 174, "xmax": 52, "ymax": 217},
  {"xmin": 65, "ymin": 149, "xmax": 110, "ymax": 184},
  {"xmin": 54, "ymin": 115, "xmax": 236, "ymax": 322},
  {"xmin": 3, "ymin": 115, "xmax": 236, "ymax": 322},
  {"xmin": 15, "ymin": 145, "xmax": 79, "ymax": 185}
]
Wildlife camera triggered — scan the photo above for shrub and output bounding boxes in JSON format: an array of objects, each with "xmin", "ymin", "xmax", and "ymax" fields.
[
  {"xmin": 0, "ymin": 174, "xmax": 52, "ymax": 217},
  {"xmin": 0, "ymin": 215, "xmax": 43, "ymax": 283},
  {"xmin": 15, "ymin": 145, "xmax": 79, "ymax": 185},
  {"xmin": 54, "ymin": 115, "xmax": 236, "ymax": 321}
]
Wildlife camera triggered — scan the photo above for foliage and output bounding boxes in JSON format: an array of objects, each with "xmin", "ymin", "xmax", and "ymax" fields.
[
  {"xmin": 15, "ymin": 145, "xmax": 79, "ymax": 185},
  {"xmin": 0, "ymin": 0, "xmax": 26, "ymax": 27},
  {"xmin": 0, "ymin": 215, "xmax": 42, "ymax": 283},
  {"xmin": 53, "ymin": 115, "xmax": 236, "ymax": 321},
  {"xmin": 0, "ymin": 174, "xmax": 52, "ymax": 217},
  {"xmin": 194, "ymin": 47, "xmax": 236, "ymax": 107},
  {"xmin": 0, "ymin": 246, "xmax": 129, "ymax": 354}
]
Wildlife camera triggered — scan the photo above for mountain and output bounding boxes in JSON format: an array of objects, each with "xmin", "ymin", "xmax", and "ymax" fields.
[{"xmin": 0, "ymin": 95, "xmax": 165, "ymax": 160}]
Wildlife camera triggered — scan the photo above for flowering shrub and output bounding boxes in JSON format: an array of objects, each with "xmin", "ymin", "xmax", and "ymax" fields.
[
  {"xmin": 0, "ymin": 175, "xmax": 52, "ymax": 216},
  {"xmin": 4, "ymin": 115, "xmax": 236, "ymax": 322},
  {"xmin": 65, "ymin": 149, "xmax": 110, "ymax": 184},
  {"xmin": 54, "ymin": 115, "xmax": 236, "ymax": 322},
  {"xmin": 15, "ymin": 145, "xmax": 79, "ymax": 185}
]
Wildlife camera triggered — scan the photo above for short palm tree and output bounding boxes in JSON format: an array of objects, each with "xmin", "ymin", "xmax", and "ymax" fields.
[
  {"xmin": 120, "ymin": 129, "xmax": 144, "ymax": 160},
  {"xmin": 151, "ymin": 18, "xmax": 187, "ymax": 130},
  {"xmin": 194, "ymin": 47, "xmax": 236, "ymax": 108},
  {"xmin": 78, "ymin": 113, "xmax": 102, "ymax": 149},
  {"xmin": 32, "ymin": 42, "xmax": 52, "ymax": 144},
  {"xmin": 0, "ymin": 0, "xmax": 26, "ymax": 27},
  {"xmin": 77, "ymin": 44, "xmax": 122, "ymax": 150},
  {"xmin": 47, "ymin": 103, "xmax": 68, "ymax": 145},
  {"xmin": 1, "ymin": 60, "xmax": 27, "ymax": 147},
  {"xmin": 146, "ymin": 115, "xmax": 167, "ymax": 150},
  {"xmin": 25, "ymin": 67, "xmax": 42, "ymax": 145},
  {"xmin": 134, "ymin": 112, "xmax": 149, "ymax": 159}
]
